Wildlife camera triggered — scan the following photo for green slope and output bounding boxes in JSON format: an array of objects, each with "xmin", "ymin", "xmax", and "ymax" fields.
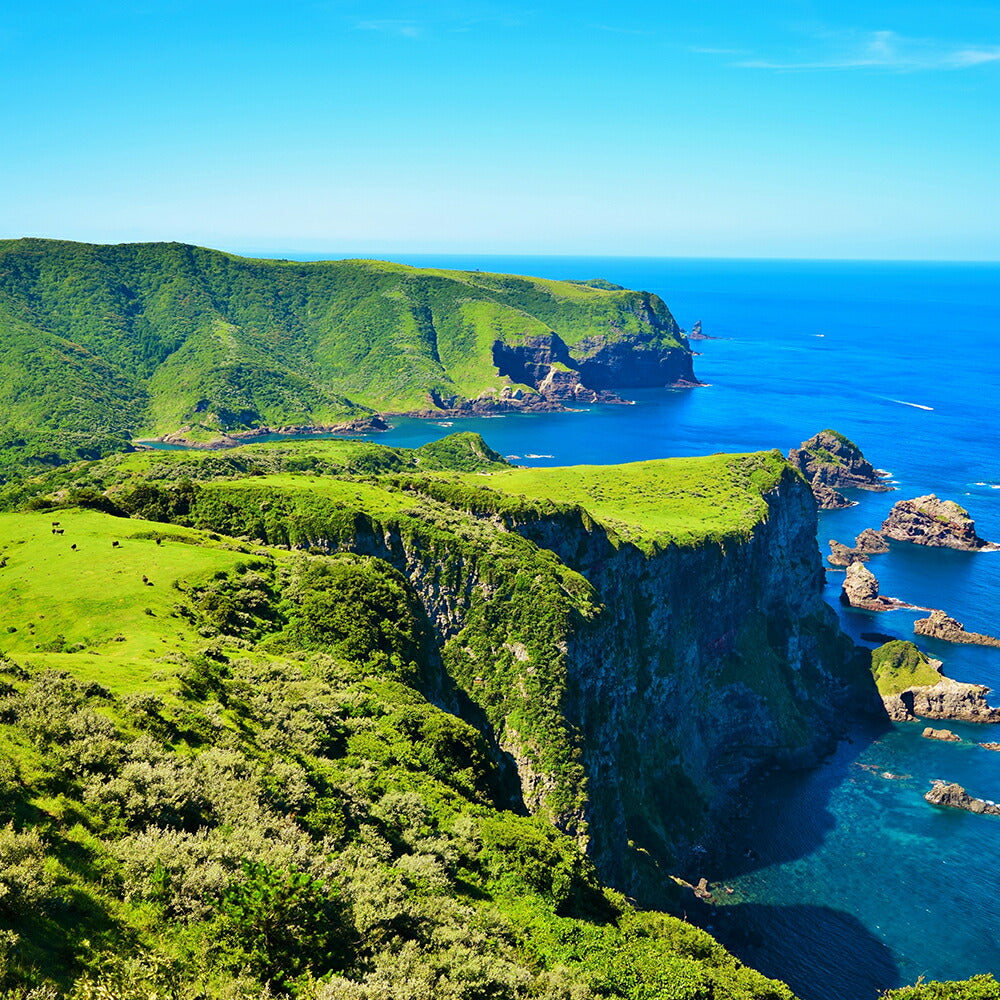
[
  {"xmin": 0, "ymin": 437, "xmax": 798, "ymax": 1000},
  {"xmin": 0, "ymin": 239, "xmax": 690, "ymax": 477}
]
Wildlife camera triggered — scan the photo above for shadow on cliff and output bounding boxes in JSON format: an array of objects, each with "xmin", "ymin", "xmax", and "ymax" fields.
[{"xmin": 708, "ymin": 901, "xmax": 900, "ymax": 1000}]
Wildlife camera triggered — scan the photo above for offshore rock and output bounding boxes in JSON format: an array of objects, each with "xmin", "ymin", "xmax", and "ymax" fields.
[
  {"xmin": 856, "ymin": 528, "xmax": 890, "ymax": 553},
  {"xmin": 788, "ymin": 429, "xmax": 893, "ymax": 507},
  {"xmin": 925, "ymin": 781, "xmax": 1000, "ymax": 815},
  {"xmin": 827, "ymin": 529, "xmax": 890, "ymax": 566},
  {"xmin": 840, "ymin": 561, "xmax": 916, "ymax": 611},
  {"xmin": 914, "ymin": 609, "xmax": 1000, "ymax": 648},
  {"xmin": 922, "ymin": 727, "xmax": 961, "ymax": 742},
  {"xmin": 883, "ymin": 676, "xmax": 1000, "ymax": 723},
  {"xmin": 880, "ymin": 494, "xmax": 1000, "ymax": 550},
  {"xmin": 828, "ymin": 539, "xmax": 866, "ymax": 566}
]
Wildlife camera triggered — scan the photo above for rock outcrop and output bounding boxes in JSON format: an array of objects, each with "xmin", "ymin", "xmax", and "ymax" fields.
[
  {"xmin": 870, "ymin": 639, "xmax": 1000, "ymax": 722},
  {"xmin": 856, "ymin": 529, "xmax": 890, "ymax": 554},
  {"xmin": 925, "ymin": 781, "xmax": 1000, "ymax": 815},
  {"xmin": 491, "ymin": 324, "xmax": 701, "ymax": 408},
  {"xmin": 813, "ymin": 481, "xmax": 853, "ymax": 510},
  {"xmin": 883, "ymin": 676, "xmax": 1000, "ymax": 723},
  {"xmin": 923, "ymin": 727, "xmax": 961, "ymax": 742},
  {"xmin": 880, "ymin": 495, "xmax": 1000, "ymax": 551},
  {"xmin": 840, "ymin": 561, "xmax": 917, "ymax": 611},
  {"xmin": 788, "ymin": 429, "xmax": 893, "ymax": 508},
  {"xmin": 827, "ymin": 529, "xmax": 890, "ymax": 567},
  {"xmin": 828, "ymin": 540, "xmax": 861, "ymax": 566},
  {"xmin": 914, "ymin": 610, "xmax": 1000, "ymax": 648}
]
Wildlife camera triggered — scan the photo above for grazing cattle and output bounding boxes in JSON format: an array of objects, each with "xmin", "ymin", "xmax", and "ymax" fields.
[
  {"xmin": 155, "ymin": 538, "xmax": 162, "ymax": 546},
  {"xmin": 71, "ymin": 544, "xmax": 77, "ymax": 550},
  {"xmin": 141, "ymin": 575, "xmax": 148, "ymax": 584},
  {"xmin": 51, "ymin": 522, "xmax": 60, "ymax": 527},
  {"xmin": 112, "ymin": 541, "xmax": 120, "ymax": 548}
]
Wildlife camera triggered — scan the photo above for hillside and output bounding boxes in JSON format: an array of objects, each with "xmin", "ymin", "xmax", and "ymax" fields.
[
  {"xmin": 0, "ymin": 432, "xmax": 891, "ymax": 998},
  {"xmin": 0, "ymin": 240, "xmax": 694, "ymax": 479}
]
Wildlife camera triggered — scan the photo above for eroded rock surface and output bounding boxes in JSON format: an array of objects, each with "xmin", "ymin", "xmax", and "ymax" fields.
[
  {"xmin": 925, "ymin": 781, "xmax": 1000, "ymax": 815},
  {"xmin": 788, "ymin": 429, "xmax": 893, "ymax": 508},
  {"xmin": 914, "ymin": 609, "xmax": 1000, "ymax": 648},
  {"xmin": 883, "ymin": 676, "xmax": 1000, "ymax": 723},
  {"xmin": 840, "ymin": 562, "xmax": 917, "ymax": 611},
  {"xmin": 880, "ymin": 494, "xmax": 1000, "ymax": 551},
  {"xmin": 922, "ymin": 727, "xmax": 961, "ymax": 742}
]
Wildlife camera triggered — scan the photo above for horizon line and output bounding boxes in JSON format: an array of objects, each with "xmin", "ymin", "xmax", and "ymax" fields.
[{"xmin": 6, "ymin": 235, "xmax": 999, "ymax": 266}]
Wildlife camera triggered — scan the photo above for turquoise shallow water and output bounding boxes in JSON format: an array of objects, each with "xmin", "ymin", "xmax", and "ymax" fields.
[{"xmin": 222, "ymin": 254, "xmax": 1000, "ymax": 996}]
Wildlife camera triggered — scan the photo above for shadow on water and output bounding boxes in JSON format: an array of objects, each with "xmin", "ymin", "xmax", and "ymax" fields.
[
  {"xmin": 705, "ymin": 719, "xmax": 890, "ymax": 883},
  {"xmin": 709, "ymin": 901, "xmax": 901, "ymax": 1000},
  {"xmin": 682, "ymin": 720, "xmax": 901, "ymax": 998}
]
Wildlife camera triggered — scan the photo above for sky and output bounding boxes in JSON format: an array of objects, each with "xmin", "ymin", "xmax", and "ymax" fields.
[{"xmin": 2, "ymin": 0, "xmax": 999, "ymax": 260}]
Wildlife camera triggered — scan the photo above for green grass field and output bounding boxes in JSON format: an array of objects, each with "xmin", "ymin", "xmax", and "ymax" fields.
[
  {"xmin": 0, "ymin": 508, "xmax": 256, "ymax": 693},
  {"xmin": 444, "ymin": 449, "xmax": 790, "ymax": 547}
]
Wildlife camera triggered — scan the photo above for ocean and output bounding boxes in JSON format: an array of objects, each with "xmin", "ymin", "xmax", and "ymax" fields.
[{"xmin": 270, "ymin": 253, "xmax": 1000, "ymax": 998}]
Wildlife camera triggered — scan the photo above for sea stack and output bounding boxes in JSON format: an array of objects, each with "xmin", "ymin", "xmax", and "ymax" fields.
[
  {"xmin": 914, "ymin": 610, "xmax": 1000, "ymax": 648},
  {"xmin": 880, "ymin": 495, "xmax": 1000, "ymax": 551},
  {"xmin": 788, "ymin": 429, "xmax": 893, "ymax": 509}
]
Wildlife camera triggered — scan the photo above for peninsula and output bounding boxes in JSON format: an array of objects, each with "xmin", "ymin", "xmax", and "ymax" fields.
[{"xmin": 0, "ymin": 239, "xmax": 697, "ymax": 478}]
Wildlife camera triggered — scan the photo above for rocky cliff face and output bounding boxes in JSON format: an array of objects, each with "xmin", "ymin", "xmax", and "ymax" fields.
[
  {"xmin": 492, "ymin": 324, "xmax": 699, "ymax": 406},
  {"xmin": 195, "ymin": 464, "xmax": 877, "ymax": 906},
  {"xmin": 503, "ymin": 468, "xmax": 877, "ymax": 897}
]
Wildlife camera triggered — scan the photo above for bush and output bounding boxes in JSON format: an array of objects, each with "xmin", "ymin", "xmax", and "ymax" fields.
[{"xmin": 218, "ymin": 860, "xmax": 353, "ymax": 989}]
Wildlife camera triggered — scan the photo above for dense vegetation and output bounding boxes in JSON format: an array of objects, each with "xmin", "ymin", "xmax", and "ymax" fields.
[
  {"xmin": 0, "ymin": 434, "xmax": 801, "ymax": 999},
  {"xmin": 0, "ymin": 239, "xmax": 689, "ymax": 478},
  {"xmin": 870, "ymin": 640, "xmax": 943, "ymax": 695}
]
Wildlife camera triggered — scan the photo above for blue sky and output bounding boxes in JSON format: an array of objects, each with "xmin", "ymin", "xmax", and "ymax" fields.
[{"xmin": 2, "ymin": 0, "xmax": 998, "ymax": 259}]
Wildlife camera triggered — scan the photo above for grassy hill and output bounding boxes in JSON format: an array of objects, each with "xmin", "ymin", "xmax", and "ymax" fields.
[
  {"xmin": 0, "ymin": 434, "xmax": 992, "ymax": 998},
  {"xmin": 0, "ymin": 433, "xmax": 801, "ymax": 999},
  {"xmin": 0, "ymin": 239, "xmax": 692, "ymax": 479}
]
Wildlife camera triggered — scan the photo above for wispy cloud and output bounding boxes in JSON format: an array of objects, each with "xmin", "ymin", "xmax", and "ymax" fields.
[
  {"xmin": 729, "ymin": 29, "xmax": 1000, "ymax": 71},
  {"xmin": 591, "ymin": 24, "xmax": 651, "ymax": 37},
  {"xmin": 355, "ymin": 18, "xmax": 422, "ymax": 38}
]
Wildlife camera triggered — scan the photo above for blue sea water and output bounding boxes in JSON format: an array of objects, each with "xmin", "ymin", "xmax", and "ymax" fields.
[{"xmin": 274, "ymin": 254, "xmax": 1000, "ymax": 997}]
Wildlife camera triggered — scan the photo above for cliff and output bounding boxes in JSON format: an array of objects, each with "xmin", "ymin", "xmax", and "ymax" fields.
[
  {"xmin": 166, "ymin": 446, "xmax": 876, "ymax": 900},
  {"xmin": 8, "ymin": 438, "xmax": 879, "ymax": 911}
]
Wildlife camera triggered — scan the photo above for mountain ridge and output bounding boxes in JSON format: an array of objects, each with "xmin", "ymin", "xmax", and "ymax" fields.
[{"xmin": 0, "ymin": 239, "xmax": 695, "ymax": 478}]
